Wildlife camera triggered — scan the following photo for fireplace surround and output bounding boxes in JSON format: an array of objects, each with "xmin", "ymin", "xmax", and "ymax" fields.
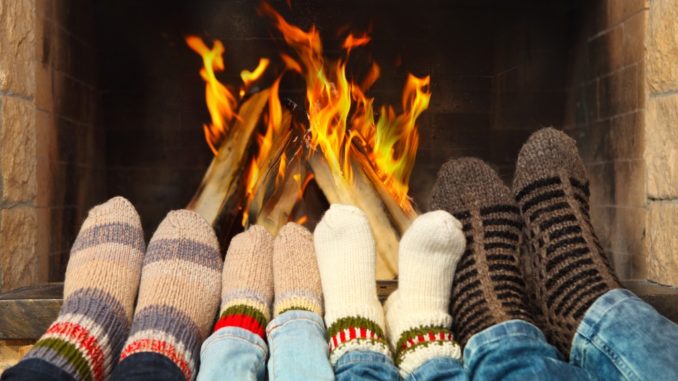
[{"xmin": 1, "ymin": 0, "xmax": 677, "ymax": 291}]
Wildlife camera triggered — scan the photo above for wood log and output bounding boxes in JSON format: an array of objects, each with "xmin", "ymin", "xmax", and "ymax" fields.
[
  {"xmin": 255, "ymin": 154, "xmax": 306, "ymax": 235},
  {"xmin": 187, "ymin": 90, "xmax": 270, "ymax": 224},
  {"xmin": 309, "ymin": 152, "xmax": 398, "ymax": 279}
]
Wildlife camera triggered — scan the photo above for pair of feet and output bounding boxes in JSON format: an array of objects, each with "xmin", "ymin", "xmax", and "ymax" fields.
[
  {"xmin": 431, "ymin": 127, "xmax": 621, "ymax": 354},
  {"xmin": 314, "ymin": 204, "xmax": 466, "ymax": 377},
  {"xmin": 214, "ymin": 223, "xmax": 323, "ymax": 340},
  {"xmin": 25, "ymin": 200, "xmax": 223, "ymax": 381}
]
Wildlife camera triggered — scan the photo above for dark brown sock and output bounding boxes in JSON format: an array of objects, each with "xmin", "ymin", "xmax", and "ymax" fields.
[
  {"xmin": 512, "ymin": 127, "xmax": 621, "ymax": 355},
  {"xmin": 431, "ymin": 158, "xmax": 534, "ymax": 346}
]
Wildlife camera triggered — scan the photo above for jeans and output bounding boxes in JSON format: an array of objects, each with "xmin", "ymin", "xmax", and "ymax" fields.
[
  {"xmin": 571, "ymin": 288, "xmax": 678, "ymax": 381},
  {"xmin": 333, "ymin": 289, "xmax": 678, "ymax": 381},
  {"xmin": 197, "ymin": 310, "xmax": 334, "ymax": 381}
]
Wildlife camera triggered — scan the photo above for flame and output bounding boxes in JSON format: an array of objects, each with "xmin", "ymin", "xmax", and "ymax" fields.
[
  {"xmin": 190, "ymin": 3, "xmax": 431, "ymax": 227},
  {"xmin": 240, "ymin": 58, "xmax": 270, "ymax": 96},
  {"xmin": 186, "ymin": 36, "xmax": 239, "ymax": 155}
]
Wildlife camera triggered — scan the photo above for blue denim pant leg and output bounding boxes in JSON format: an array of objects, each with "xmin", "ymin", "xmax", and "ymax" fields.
[
  {"xmin": 405, "ymin": 356, "xmax": 469, "ymax": 381},
  {"xmin": 570, "ymin": 288, "xmax": 678, "ymax": 381},
  {"xmin": 1, "ymin": 359, "xmax": 76, "ymax": 381},
  {"xmin": 196, "ymin": 327, "xmax": 268, "ymax": 381},
  {"xmin": 463, "ymin": 319, "xmax": 598, "ymax": 381},
  {"xmin": 266, "ymin": 310, "xmax": 334, "ymax": 381},
  {"xmin": 335, "ymin": 350, "xmax": 399, "ymax": 381}
]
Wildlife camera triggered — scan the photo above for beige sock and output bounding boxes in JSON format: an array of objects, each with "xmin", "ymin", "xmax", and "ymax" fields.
[
  {"xmin": 213, "ymin": 225, "xmax": 274, "ymax": 340},
  {"xmin": 273, "ymin": 222, "xmax": 323, "ymax": 317},
  {"xmin": 119, "ymin": 210, "xmax": 222, "ymax": 381}
]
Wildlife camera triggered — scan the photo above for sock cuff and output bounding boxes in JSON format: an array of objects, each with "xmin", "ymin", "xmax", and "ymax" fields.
[
  {"xmin": 214, "ymin": 304, "xmax": 269, "ymax": 339},
  {"xmin": 274, "ymin": 295, "xmax": 323, "ymax": 317},
  {"xmin": 396, "ymin": 334, "xmax": 461, "ymax": 377},
  {"xmin": 326, "ymin": 315, "xmax": 392, "ymax": 365}
]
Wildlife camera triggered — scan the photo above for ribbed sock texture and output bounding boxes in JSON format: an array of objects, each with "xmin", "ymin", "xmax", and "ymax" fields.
[
  {"xmin": 273, "ymin": 222, "xmax": 323, "ymax": 317},
  {"xmin": 22, "ymin": 196, "xmax": 145, "ymax": 381},
  {"xmin": 385, "ymin": 211, "xmax": 465, "ymax": 377},
  {"xmin": 119, "ymin": 210, "xmax": 222, "ymax": 381},
  {"xmin": 314, "ymin": 204, "xmax": 391, "ymax": 365},
  {"xmin": 214, "ymin": 225, "xmax": 273, "ymax": 340},
  {"xmin": 431, "ymin": 158, "xmax": 534, "ymax": 346},
  {"xmin": 512, "ymin": 127, "xmax": 620, "ymax": 355}
]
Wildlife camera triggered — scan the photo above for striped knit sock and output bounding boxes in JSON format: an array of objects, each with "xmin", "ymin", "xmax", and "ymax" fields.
[
  {"xmin": 214, "ymin": 225, "xmax": 274, "ymax": 341},
  {"xmin": 273, "ymin": 222, "xmax": 323, "ymax": 317},
  {"xmin": 431, "ymin": 158, "xmax": 534, "ymax": 346},
  {"xmin": 512, "ymin": 127, "xmax": 620, "ymax": 355},
  {"xmin": 385, "ymin": 211, "xmax": 465, "ymax": 377},
  {"xmin": 314, "ymin": 204, "xmax": 391, "ymax": 365},
  {"xmin": 18, "ymin": 196, "xmax": 145, "ymax": 381},
  {"xmin": 119, "ymin": 210, "xmax": 222, "ymax": 381}
]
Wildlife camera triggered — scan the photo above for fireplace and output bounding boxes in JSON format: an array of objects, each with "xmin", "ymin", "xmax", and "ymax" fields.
[{"xmin": 1, "ymin": 0, "xmax": 677, "ymax": 290}]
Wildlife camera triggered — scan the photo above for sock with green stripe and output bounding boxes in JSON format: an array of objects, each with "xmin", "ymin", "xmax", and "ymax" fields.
[
  {"xmin": 117, "ymin": 210, "xmax": 222, "ymax": 381},
  {"xmin": 431, "ymin": 158, "xmax": 535, "ymax": 346},
  {"xmin": 314, "ymin": 204, "xmax": 391, "ymax": 366},
  {"xmin": 14, "ymin": 196, "xmax": 145, "ymax": 381},
  {"xmin": 273, "ymin": 222, "xmax": 323, "ymax": 317},
  {"xmin": 512, "ymin": 128, "xmax": 620, "ymax": 355},
  {"xmin": 385, "ymin": 211, "xmax": 465, "ymax": 377},
  {"xmin": 214, "ymin": 225, "xmax": 274, "ymax": 340}
]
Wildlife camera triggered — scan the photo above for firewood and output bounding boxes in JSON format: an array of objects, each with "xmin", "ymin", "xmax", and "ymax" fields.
[{"xmin": 187, "ymin": 90, "xmax": 270, "ymax": 224}]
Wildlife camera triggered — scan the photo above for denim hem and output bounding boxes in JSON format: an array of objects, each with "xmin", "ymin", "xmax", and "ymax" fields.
[
  {"xmin": 200, "ymin": 326, "xmax": 268, "ymax": 357},
  {"xmin": 266, "ymin": 310, "xmax": 325, "ymax": 335},
  {"xmin": 335, "ymin": 350, "xmax": 395, "ymax": 368},
  {"xmin": 464, "ymin": 319, "xmax": 545, "ymax": 358}
]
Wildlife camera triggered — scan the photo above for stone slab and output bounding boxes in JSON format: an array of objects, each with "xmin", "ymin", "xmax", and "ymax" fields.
[
  {"xmin": 645, "ymin": 94, "xmax": 678, "ymax": 198},
  {"xmin": 646, "ymin": 202, "xmax": 678, "ymax": 286}
]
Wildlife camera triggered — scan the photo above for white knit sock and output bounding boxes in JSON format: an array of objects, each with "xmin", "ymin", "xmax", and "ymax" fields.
[
  {"xmin": 385, "ymin": 210, "xmax": 465, "ymax": 377},
  {"xmin": 314, "ymin": 204, "xmax": 391, "ymax": 365}
]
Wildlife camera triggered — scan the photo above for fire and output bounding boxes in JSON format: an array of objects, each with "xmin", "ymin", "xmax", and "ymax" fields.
[
  {"xmin": 188, "ymin": 2, "xmax": 431, "ymax": 226},
  {"xmin": 186, "ymin": 36, "xmax": 239, "ymax": 155}
]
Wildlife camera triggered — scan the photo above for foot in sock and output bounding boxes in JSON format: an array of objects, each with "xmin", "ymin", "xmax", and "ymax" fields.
[
  {"xmin": 512, "ymin": 127, "xmax": 620, "ymax": 354},
  {"xmin": 119, "ymin": 210, "xmax": 222, "ymax": 381},
  {"xmin": 273, "ymin": 223, "xmax": 323, "ymax": 317},
  {"xmin": 19, "ymin": 197, "xmax": 145, "ymax": 381},
  {"xmin": 431, "ymin": 158, "xmax": 534, "ymax": 346},
  {"xmin": 213, "ymin": 225, "xmax": 274, "ymax": 341},
  {"xmin": 314, "ymin": 204, "xmax": 391, "ymax": 365},
  {"xmin": 384, "ymin": 211, "xmax": 465, "ymax": 377}
]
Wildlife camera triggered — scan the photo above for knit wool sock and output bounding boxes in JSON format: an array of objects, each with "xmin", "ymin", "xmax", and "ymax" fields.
[
  {"xmin": 314, "ymin": 204, "xmax": 391, "ymax": 365},
  {"xmin": 512, "ymin": 127, "xmax": 620, "ymax": 355},
  {"xmin": 119, "ymin": 210, "xmax": 222, "ymax": 381},
  {"xmin": 431, "ymin": 158, "xmax": 534, "ymax": 346},
  {"xmin": 213, "ymin": 225, "xmax": 274, "ymax": 340},
  {"xmin": 273, "ymin": 222, "xmax": 323, "ymax": 317},
  {"xmin": 20, "ymin": 197, "xmax": 145, "ymax": 381},
  {"xmin": 385, "ymin": 211, "xmax": 465, "ymax": 377}
]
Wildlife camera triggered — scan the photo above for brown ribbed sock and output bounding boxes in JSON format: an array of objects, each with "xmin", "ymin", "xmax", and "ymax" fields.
[
  {"xmin": 512, "ymin": 127, "xmax": 620, "ymax": 355},
  {"xmin": 431, "ymin": 158, "xmax": 534, "ymax": 346}
]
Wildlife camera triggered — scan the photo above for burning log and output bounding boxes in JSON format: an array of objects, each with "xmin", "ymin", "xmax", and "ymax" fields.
[{"xmin": 187, "ymin": 90, "xmax": 270, "ymax": 224}]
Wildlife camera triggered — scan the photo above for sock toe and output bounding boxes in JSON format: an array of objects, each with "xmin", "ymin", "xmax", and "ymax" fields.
[{"xmin": 431, "ymin": 157, "xmax": 513, "ymax": 214}]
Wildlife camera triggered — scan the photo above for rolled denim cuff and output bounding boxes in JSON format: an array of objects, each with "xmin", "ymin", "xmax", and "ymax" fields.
[
  {"xmin": 201, "ymin": 326, "xmax": 268, "ymax": 358},
  {"xmin": 266, "ymin": 310, "xmax": 325, "ymax": 335},
  {"xmin": 464, "ymin": 319, "xmax": 546, "ymax": 359}
]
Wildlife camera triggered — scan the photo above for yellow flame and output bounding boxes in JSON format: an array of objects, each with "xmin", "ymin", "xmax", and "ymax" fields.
[
  {"xmin": 241, "ymin": 58, "xmax": 270, "ymax": 92},
  {"xmin": 186, "ymin": 36, "xmax": 239, "ymax": 155}
]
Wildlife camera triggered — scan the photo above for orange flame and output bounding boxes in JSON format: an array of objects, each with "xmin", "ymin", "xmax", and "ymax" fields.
[
  {"xmin": 186, "ymin": 36, "xmax": 239, "ymax": 155},
  {"xmin": 240, "ymin": 58, "xmax": 270, "ymax": 96},
  {"xmin": 343, "ymin": 33, "xmax": 371, "ymax": 54}
]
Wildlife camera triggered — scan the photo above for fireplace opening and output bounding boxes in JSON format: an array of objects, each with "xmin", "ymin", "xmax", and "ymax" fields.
[{"xmin": 4, "ymin": 0, "xmax": 653, "ymax": 288}]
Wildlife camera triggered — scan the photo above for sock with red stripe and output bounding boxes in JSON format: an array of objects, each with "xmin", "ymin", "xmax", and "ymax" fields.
[
  {"xmin": 214, "ymin": 225, "xmax": 274, "ymax": 340},
  {"xmin": 314, "ymin": 204, "xmax": 391, "ymax": 365},
  {"xmin": 12, "ymin": 197, "xmax": 145, "ymax": 381},
  {"xmin": 385, "ymin": 211, "xmax": 466, "ymax": 377},
  {"xmin": 118, "ymin": 210, "xmax": 222, "ymax": 381}
]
